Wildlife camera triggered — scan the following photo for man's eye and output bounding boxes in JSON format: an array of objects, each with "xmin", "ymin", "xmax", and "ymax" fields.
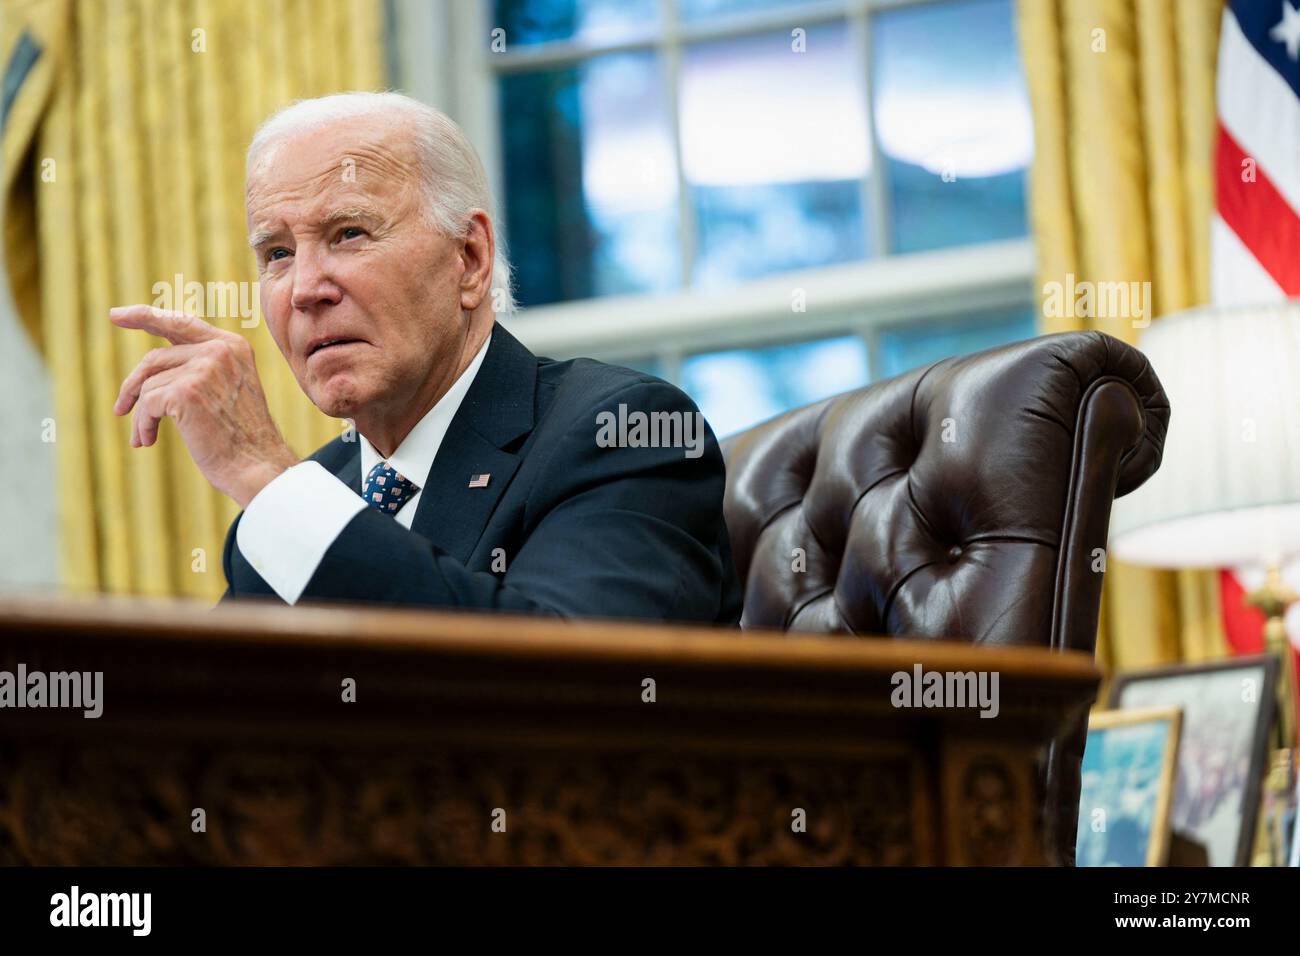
[
  {"xmin": 339, "ymin": 227, "xmax": 365, "ymax": 241},
  {"xmin": 267, "ymin": 248, "xmax": 291, "ymax": 262}
]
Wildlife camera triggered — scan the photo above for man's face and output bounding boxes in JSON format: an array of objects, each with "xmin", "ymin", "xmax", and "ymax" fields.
[{"xmin": 245, "ymin": 116, "xmax": 466, "ymax": 421}]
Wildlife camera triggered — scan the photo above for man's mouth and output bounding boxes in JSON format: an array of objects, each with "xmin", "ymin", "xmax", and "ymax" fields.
[{"xmin": 308, "ymin": 338, "xmax": 364, "ymax": 358}]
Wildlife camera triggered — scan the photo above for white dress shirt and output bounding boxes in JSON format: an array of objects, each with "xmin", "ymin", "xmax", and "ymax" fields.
[{"xmin": 236, "ymin": 336, "xmax": 492, "ymax": 605}]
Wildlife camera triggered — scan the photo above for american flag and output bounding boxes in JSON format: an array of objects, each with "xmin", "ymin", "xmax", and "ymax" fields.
[
  {"xmin": 468, "ymin": 473, "xmax": 491, "ymax": 488},
  {"xmin": 1213, "ymin": 0, "xmax": 1300, "ymax": 658}
]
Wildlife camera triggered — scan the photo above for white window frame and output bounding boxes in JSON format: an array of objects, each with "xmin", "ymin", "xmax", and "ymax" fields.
[{"xmin": 389, "ymin": 0, "xmax": 1037, "ymax": 378}]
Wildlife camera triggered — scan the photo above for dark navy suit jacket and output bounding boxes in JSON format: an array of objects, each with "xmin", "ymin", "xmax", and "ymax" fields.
[{"xmin": 221, "ymin": 324, "xmax": 743, "ymax": 624}]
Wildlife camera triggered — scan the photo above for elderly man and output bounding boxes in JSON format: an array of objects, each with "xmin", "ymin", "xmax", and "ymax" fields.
[{"xmin": 110, "ymin": 92, "xmax": 741, "ymax": 623}]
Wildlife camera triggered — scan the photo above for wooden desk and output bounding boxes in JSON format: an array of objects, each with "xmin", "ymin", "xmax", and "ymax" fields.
[{"xmin": 0, "ymin": 597, "xmax": 1098, "ymax": 865}]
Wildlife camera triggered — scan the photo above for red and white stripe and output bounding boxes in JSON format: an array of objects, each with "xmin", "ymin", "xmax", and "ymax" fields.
[
  {"xmin": 1214, "ymin": 9, "xmax": 1300, "ymax": 301},
  {"xmin": 1213, "ymin": 2, "xmax": 1300, "ymax": 657}
]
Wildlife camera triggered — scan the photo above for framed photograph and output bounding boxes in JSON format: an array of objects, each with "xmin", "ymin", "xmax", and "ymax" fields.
[
  {"xmin": 1290, "ymin": 769, "xmax": 1300, "ymax": 867},
  {"xmin": 1076, "ymin": 707, "xmax": 1182, "ymax": 866},
  {"xmin": 1109, "ymin": 655, "xmax": 1278, "ymax": 867}
]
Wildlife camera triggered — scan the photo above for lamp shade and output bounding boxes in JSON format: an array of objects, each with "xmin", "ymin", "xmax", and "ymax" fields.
[{"xmin": 1108, "ymin": 304, "xmax": 1300, "ymax": 569}]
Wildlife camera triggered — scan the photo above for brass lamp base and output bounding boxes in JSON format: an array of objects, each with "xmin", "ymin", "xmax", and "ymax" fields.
[
  {"xmin": 1246, "ymin": 565, "xmax": 1298, "ymax": 866},
  {"xmin": 1252, "ymin": 748, "xmax": 1295, "ymax": 866}
]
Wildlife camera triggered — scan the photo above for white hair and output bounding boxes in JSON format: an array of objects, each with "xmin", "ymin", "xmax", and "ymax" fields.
[{"xmin": 246, "ymin": 91, "xmax": 516, "ymax": 315}]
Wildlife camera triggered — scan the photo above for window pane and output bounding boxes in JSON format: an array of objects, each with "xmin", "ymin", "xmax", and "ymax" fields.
[
  {"xmin": 877, "ymin": 308, "xmax": 1037, "ymax": 380},
  {"xmin": 681, "ymin": 336, "xmax": 870, "ymax": 438},
  {"xmin": 492, "ymin": 0, "xmax": 659, "ymax": 47},
  {"xmin": 676, "ymin": 0, "xmax": 821, "ymax": 22},
  {"xmin": 871, "ymin": 0, "xmax": 1031, "ymax": 254},
  {"xmin": 680, "ymin": 23, "xmax": 870, "ymax": 288},
  {"xmin": 499, "ymin": 52, "xmax": 680, "ymax": 307}
]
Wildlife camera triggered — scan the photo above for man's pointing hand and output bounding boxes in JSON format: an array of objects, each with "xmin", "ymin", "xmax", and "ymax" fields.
[{"xmin": 110, "ymin": 305, "xmax": 299, "ymax": 508}]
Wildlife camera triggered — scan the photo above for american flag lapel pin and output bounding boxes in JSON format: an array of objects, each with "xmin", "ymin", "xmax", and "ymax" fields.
[{"xmin": 468, "ymin": 473, "xmax": 491, "ymax": 488}]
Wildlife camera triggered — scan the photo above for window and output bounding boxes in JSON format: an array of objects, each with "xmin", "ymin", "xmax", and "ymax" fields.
[
  {"xmin": 435, "ymin": 0, "xmax": 1037, "ymax": 436},
  {"xmin": 498, "ymin": 50, "xmax": 680, "ymax": 302},
  {"xmin": 681, "ymin": 334, "xmax": 872, "ymax": 437},
  {"xmin": 871, "ymin": 0, "xmax": 1031, "ymax": 254},
  {"xmin": 876, "ymin": 306, "xmax": 1037, "ymax": 380},
  {"xmin": 681, "ymin": 22, "xmax": 871, "ymax": 287}
]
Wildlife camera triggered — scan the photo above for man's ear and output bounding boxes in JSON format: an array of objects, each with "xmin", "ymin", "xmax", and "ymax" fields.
[{"xmin": 459, "ymin": 210, "xmax": 495, "ymax": 312}]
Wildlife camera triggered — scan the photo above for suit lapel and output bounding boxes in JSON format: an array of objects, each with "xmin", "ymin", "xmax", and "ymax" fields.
[
  {"xmin": 412, "ymin": 429, "xmax": 522, "ymax": 563},
  {"xmin": 409, "ymin": 324, "xmax": 537, "ymax": 563},
  {"xmin": 311, "ymin": 325, "xmax": 537, "ymax": 564},
  {"xmin": 315, "ymin": 435, "xmax": 362, "ymax": 491}
]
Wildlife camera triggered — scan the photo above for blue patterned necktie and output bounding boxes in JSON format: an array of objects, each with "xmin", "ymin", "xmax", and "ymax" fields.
[{"xmin": 363, "ymin": 461, "xmax": 421, "ymax": 515}]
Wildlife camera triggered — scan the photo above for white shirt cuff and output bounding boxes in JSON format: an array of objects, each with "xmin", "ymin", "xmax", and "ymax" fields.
[{"xmin": 236, "ymin": 460, "xmax": 367, "ymax": 604}]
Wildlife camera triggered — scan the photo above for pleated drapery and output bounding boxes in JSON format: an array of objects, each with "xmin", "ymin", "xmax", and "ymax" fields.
[
  {"xmin": 1016, "ymin": 0, "xmax": 1230, "ymax": 675},
  {"xmin": 3, "ymin": 0, "xmax": 385, "ymax": 599}
]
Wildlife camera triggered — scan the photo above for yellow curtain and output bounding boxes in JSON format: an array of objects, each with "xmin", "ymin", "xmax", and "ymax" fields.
[
  {"xmin": 3, "ymin": 0, "xmax": 385, "ymax": 600},
  {"xmin": 1016, "ymin": 0, "xmax": 1230, "ymax": 678}
]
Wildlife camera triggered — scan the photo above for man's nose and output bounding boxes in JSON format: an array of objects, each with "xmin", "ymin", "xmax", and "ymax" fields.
[{"xmin": 290, "ymin": 245, "xmax": 343, "ymax": 311}]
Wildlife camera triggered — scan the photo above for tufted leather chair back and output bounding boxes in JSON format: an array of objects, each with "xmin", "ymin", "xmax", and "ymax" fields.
[{"xmin": 721, "ymin": 330, "xmax": 1169, "ymax": 864}]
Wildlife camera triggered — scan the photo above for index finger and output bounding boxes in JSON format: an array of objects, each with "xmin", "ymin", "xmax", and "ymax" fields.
[{"xmin": 109, "ymin": 305, "xmax": 225, "ymax": 345}]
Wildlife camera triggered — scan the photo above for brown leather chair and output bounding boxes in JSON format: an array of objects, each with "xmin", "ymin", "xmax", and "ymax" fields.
[{"xmin": 720, "ymin": 330, "xmax": 1169, "ymax": 865}]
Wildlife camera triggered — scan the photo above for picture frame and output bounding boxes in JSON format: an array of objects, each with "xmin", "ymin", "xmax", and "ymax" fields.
[
  {"xmin": 1076, "ymin": 706, "xmax": 1182, "ymax": 867},
  {"xmin": 1108, "ymin": 654, "xmax": 1279, "ymax": 867},
  {"xmin": 1289, "ymin": 767, "xmax": 1300, "ymax": 867}
]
